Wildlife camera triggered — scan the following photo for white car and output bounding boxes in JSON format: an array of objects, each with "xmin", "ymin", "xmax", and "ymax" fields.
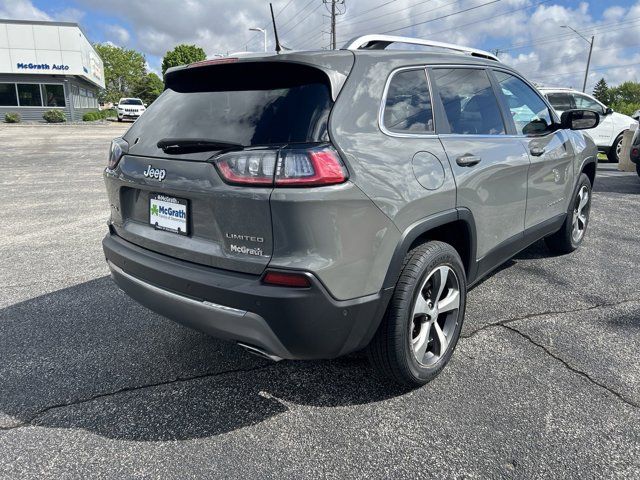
[
  {"xmin": 539, "ymin": 87, "xmax": 638, "ymax": 162},
  {"xmin": 116, "ymin": 98, "xmax": 146, "ymax": 122}
]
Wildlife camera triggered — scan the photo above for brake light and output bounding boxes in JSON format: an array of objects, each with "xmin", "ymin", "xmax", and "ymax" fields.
[
  {"xmin": 262, "ymin": 270, "xmax": 311, "ymax": 288},
  {"xmin": 188, "ymin": 58, "xmax": 238, "ymax": 68},
  {"xmin": 107, "ymin": 137, "xmax": 128, "ymax": 170},
  {"xmin": 632, "ymin": 148, "xmax": 638, "ymax": 157},
  {"xmin": 214, "ymin": 146, "xmax": 348, "ymax": 187}
]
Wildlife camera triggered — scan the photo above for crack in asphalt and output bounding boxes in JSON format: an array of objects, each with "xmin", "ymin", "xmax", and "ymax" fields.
[
  {"xmin": 0, "ymin": 362, "xmax": 277, "ymax": 432},
  {"xmin": 501, "ymin": 324, "xmax": 639, "ymax": 410},
  {"xmin": 2, "ymin": 298, "xmax": 638, "ymax": 433},
  {"xmin": 461, "ymin": 297, "xmax": 640, "ymax": 340}
]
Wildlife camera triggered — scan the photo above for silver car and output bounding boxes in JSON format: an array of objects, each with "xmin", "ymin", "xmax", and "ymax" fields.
[{"xmin": 102, "ymin": 35, "xmax": 599, "ymax": 386}]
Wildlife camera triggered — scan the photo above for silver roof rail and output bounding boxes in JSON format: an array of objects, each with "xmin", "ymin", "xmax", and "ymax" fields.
[{"xmin": 343, "ymin": 34, "xmax": 499, "ymax": 62}]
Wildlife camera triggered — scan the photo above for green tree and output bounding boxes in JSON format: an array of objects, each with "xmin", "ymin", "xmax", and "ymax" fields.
[
  {"xmin": 132, "ymin": 72, "xmax": 164, "ymax": 105},
  {"xmin": 161, "ymin": 44, "xmax": 206, "ymax": 75},
  {"xmin": 592, "ymin": 78, "xmax": 610, "ymax": 105},
  {"xmin": 608, "ymin": 81, "xmax": 640, "ymax": 116},
  {"xmin": 94, "ymin": 43, "xmax": 146, "ymax": 104}
]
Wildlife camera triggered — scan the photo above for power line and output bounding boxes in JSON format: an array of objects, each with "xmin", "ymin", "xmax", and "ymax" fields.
[
  {"xmin": 275, "ymin": 0, "xmax": 296, "ymax": 17},
  {"xmin": 497, "ymin": 17, "xmax": 640, "ymax": 52},
  {"xmin": 337, "ymin": 0, "xmax": 397, "ymax": 22},
  {"xmin": 381, "ymin": 0, "xmax": 501, "ymax": 34},
  {"xmin": 335, "ymin": 0, "xmax": 501, "ymax": 43},
  {"xmin": 280, "ymin": 3, "xmax": 324, "ymax": 39},
  {"xmin": 338, "ymin": 0, "xmax": 435, "ymax": 27},
  {"xmin": 335, "ymin": 0, "xmax": 459, "ymax": 43}
]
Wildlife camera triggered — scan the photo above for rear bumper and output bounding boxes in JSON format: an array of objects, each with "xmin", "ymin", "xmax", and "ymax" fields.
[{"xmin": 103, "ymin": 233, "xmax": 391, "ymax": 360}]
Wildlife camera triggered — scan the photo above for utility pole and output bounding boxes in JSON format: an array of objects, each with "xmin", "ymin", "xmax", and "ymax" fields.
[
  {"xmin": 561, "ymin": 25, "xmax": 595, "ymax": 93},
  {"xmin": 331, "ymin": 0, "xmax": 336, "ymax": 50},
  {"xmin": 583, "ymin": 36, "xmax": 595, "ymax": 93},
  {"xmin": 324, "ymin": 0, "xmax": 345, "ymax": 50}
]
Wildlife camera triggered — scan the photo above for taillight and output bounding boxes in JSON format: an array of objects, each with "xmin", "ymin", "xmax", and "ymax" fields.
[
  {"xmin": 275, "ymin": 147, "xmax": 347, "ymax": 186},
  {"xmin": 216, "ymin": 150, "xmax": 277, "ymax": 185},
  {"xmin": 262, "ymin": 270, "xmax": 311, "ymax": 288},
  {"xmin": 632, "ymin": 148, "xmax": 639, "ymax": 157},
  {"xmin": 107, "ymin": 137, "xmax": 128, "ymax": 170},
  {"xmin": 214, "ymin": 145, "xmax": 348, "ymax": 187}
]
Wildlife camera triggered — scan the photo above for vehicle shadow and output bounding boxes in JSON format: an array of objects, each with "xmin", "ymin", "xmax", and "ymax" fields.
[
  {"xmin": 593, "ymin": 169, "xmax": 640, "ymax": 195},
  {"xmin": 0, "ymin": 277, "xmax": 407, "ymax": 442}
]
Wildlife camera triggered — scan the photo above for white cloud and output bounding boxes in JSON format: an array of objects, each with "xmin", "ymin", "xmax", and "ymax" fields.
[
  {"xmin": 0, "ymin": 0, "xmax": 50, "ymax": 20},
  {"xmin": 2, "ymin": 0, "xmax": 638, "ymax": 90},
  {"xmin": 104, "ymin": 23, "xmax": 131, "ymax": 46}
]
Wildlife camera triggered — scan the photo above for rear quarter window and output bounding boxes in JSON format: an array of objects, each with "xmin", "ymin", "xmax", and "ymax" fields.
[{"xmin": 382, "ymin": 68, "xmax": 434, "ymax": 134}]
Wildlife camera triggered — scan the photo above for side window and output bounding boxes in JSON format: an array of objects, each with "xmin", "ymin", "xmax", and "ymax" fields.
[
  {"xmin": 573, "ymin": 94, "xmax": 605, "ymax": 114},
  {"xmin": 493, "ymin": 71, "xmax": 553, "ymax": 136},
  {"xmin": 383, "ymin": 69, "xmax": 434, "ymax": 134},
  {"xmin": 431, "ymin": 68, "xmax": 505, "ymax": 135},
  {"xmin": 546, "ymin": 93, "xmax": 575, "ymax": 112}
]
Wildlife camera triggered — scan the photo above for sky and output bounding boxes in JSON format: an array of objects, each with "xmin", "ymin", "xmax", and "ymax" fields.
[{"xmin": 0, "ymin": 0, "xmax": 639, "ymax": 92}]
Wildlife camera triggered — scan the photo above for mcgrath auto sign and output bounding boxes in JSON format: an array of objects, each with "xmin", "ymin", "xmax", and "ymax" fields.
[{"xmin": 17, "ymin": 62, "xmax": 70, "ymax": 71}]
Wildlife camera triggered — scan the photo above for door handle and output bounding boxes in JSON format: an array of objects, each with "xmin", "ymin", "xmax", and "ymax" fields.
[
  {"xmin": 456, "ymin": 154, "xmax": 481, "ymax": 167},
  {"xmin": 530, "ymin": 146, "xmax": 546, "ymax": 157}
]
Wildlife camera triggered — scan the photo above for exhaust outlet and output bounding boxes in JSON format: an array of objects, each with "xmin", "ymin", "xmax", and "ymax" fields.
[{"xmin": 237, "ymin": 342, "xmax": 283, "ymax": 362}]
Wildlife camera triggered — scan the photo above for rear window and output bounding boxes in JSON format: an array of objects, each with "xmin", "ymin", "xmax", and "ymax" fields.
[
  {"xmin": 546, "ymin": 93, "xmax": 574, "ymax": 111},
  {"xmin": 125, "ymin": 62, "xmax": 333, "ymax": 159}
]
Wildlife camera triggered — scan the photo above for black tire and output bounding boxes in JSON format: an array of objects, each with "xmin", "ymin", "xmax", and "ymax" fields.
[
  {"xmin": 607, "ymin": 134, "xmax": 623, "ymax": 162},
  {"xmin": 367, "ymin": 241, "xmax": 466, "ymax": 387},
  {"xmin": 545, "ymin": 173, "xmax": 592, "ymax": 254},
  {"xmin": 117, "ymin": 117, "xmax": 122, "ymax": 122},
  {"xmin": 636, "ymin": 162, "xmax": 640, "ymax": 178}
]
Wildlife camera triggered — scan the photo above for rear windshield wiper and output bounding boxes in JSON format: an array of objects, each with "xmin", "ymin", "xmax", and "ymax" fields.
[{"xmin": 157, "ymin": 138, "xmax": 245, "ymax": 154}]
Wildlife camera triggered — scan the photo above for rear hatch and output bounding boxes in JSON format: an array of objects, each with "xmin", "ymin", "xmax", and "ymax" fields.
[{"xmin": 111, "ymin": 54, "xmax": 353, "ymax": 274}]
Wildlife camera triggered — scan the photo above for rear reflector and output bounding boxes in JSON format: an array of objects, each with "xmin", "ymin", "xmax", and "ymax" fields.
[
  {"xmin": 262, "ymin": 271, "xmax": 311, "ymax": 288},
  {"xmin": 214, "ymin": 145, "xmax": 347, "ymax": 187}
]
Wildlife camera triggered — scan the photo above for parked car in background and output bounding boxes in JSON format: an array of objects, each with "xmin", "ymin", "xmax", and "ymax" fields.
[
  {"xmin": 116, "ymin": 98, "xmax": 146, "ymax": 122},
  {"xmin": 539, "ymin": 87, "xmax": 637, "ymax": 162}
]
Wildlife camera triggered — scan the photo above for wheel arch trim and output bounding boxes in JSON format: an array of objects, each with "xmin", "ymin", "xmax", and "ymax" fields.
[{"xmin": 382, "ymin": 208, "xmax": 478, "ymax": 290}]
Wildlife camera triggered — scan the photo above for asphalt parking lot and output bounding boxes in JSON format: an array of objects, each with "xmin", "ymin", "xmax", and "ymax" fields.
[{"xmin": 0, "ymin": 123, "xmax": 638, "ymax": 479}]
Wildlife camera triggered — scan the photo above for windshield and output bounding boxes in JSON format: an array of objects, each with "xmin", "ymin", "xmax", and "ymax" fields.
[
  {"xmin": 121, "ymin": 99, "xmax": 143, "ymax": 105},
  {"xmin": 125, "ymin": 63, "xmax": 333, "ymax": 160}
]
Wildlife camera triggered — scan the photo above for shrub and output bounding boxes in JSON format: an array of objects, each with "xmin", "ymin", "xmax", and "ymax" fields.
[
  {"xmin": 83, "ymin": 109, "xmax": 116, "ymax": 121},
  {"xmin": 43, "ymin": 109, "xmax": 66, "ymax": 123},
  {"xmin": 82, "ymin": 111, "xmax": 100, "ymax": 121},
  {"xmin": 4, "ymin": 112, "xmax": 20, "ymax": 123}
]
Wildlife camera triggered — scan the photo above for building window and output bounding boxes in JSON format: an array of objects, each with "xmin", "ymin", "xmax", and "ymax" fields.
[
  {"xmin": 43, "ymin": 84, "xmax": 66, "ymax": 107},
  {"xmin": 0, "ymin": 83, "xmax": 18, "ymax": 106},
  {"xmin": 17, "ymin": 84, "xmax": 43, "ymax": 107}
]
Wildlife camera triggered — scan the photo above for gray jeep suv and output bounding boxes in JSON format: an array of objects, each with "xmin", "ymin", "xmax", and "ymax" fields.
[{"xmin": 102, "ymin": 35, "xmax": 599, "ymax": 386}]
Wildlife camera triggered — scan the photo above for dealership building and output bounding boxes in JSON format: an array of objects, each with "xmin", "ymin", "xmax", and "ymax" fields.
[{"xmin": 0, "ymin": 19, "xmax": 104, "ymax": 121}]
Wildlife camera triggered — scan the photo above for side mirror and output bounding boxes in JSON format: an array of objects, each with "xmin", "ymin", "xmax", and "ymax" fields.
[
  {"xmin": 605, "ymin": 107, "xmax": 614, "ymax": 115},
  {"xmin": 560, "ymin": 109, "xmax": 600, "ymax": 131}
]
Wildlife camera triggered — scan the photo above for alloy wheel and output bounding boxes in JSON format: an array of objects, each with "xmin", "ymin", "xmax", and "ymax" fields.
[
  {"xmin": 572, "ymin": 185, "xmax": 590, "ymax": 243},
  {"xmin": 410, "ymin": 265, "xmax": 461, "ymax": 366}
]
